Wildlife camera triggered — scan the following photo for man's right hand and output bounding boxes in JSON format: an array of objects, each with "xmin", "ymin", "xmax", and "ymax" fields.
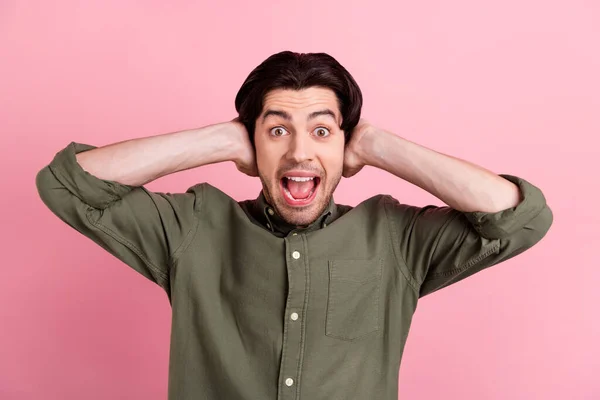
[{"xmin": 229, "ymin": 118, "xmax": 258, "ymax": 177}]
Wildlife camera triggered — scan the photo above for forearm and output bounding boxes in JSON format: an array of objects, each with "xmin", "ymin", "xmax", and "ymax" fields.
[
  {"xmin": 359, "ymin": 128, "xmax": 521, "ymax": 212},
  {"xmin": 75, "ymin": 122, "xmax": 243, "ymax": 186}
]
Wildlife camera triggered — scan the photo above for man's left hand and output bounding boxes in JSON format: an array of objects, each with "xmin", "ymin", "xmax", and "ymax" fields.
[{"xmin": 343, "ymin": 118, "xmax": 376, "ymax": 178}]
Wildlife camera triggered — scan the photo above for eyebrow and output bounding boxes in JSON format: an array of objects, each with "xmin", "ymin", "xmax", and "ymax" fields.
[{"xmin": 261, "ymin": 109, "xmax": 338, "ymax": 124}]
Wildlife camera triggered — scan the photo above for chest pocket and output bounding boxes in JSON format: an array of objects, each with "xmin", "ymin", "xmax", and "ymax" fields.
[{"xmin": 326, "ymin": 259, "xmax": 383, "ymax": 341}]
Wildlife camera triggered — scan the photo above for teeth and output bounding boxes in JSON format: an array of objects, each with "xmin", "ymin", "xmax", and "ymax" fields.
[{"xmin": 287, "ymin": 177, "xmax": 314, "ymax": 182}]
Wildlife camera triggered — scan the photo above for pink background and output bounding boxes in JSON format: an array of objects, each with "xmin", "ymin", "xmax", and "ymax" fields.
[{"xmin": 1, "ymin": 1, "xmax": 598, "ymax": 399}]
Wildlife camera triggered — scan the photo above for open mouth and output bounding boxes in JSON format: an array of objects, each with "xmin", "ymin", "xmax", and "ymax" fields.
[{"xmin": 280, "ymin": 175, "xmax": 321, "ymax": 206}]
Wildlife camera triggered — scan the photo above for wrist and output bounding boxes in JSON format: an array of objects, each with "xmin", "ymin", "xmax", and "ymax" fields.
[
  {"xmin": 355, "ymin": 127, "xmax": 389, "ymax": 169},
  {"xmin": 180, "ymin": 122, "xmax": 240, "ymax": 168},
  {"xmin": 223, "ymin": 121, "xmax": 252, "ymax": 164}
]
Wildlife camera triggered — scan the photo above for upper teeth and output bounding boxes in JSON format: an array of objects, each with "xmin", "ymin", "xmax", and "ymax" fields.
[{"xmin": 287, "ymin": 177, "xmax": 314, "ymax": 182}]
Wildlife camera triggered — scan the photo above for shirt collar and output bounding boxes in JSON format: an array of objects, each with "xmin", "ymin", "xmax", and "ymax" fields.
[{"xmin": 253, "ymin": 190, "xmax": 338, "ymax": 237}]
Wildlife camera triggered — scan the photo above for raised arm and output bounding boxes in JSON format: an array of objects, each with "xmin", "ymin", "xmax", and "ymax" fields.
[
  {"xmin": 345, "ymin": 120, "xmax": 553, "ymax": 297},
  {"xmin": 36, "ymin": 120, "xmax": 255, "ymax": 294}
]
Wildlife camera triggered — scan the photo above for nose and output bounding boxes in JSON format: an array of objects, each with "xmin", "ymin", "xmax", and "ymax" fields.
[{"xmin": 285, "ymin": 131, "xmax": 314, "ymax": 163}]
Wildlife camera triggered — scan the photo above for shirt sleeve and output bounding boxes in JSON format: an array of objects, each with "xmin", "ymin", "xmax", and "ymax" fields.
[
  {"xmin": 384, "ymin": 174, "xmax": 553, "ymax": 298},
  {"xmin": 35, "ymin": 141, "xmax": 201, "ymax": 293}
]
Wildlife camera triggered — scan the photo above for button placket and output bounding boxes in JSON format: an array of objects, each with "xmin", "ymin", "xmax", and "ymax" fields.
[{"xmin": 277, "ymin": 233, "xmax": 308, "ymax": 399}]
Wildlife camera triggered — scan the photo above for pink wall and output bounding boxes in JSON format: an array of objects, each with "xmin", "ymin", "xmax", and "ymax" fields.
[{"xmin": 1, "ymin": 1, "xmax": 598, "ymax": 399}]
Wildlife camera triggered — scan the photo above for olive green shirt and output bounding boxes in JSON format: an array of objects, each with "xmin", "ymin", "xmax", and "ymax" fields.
[{"xmin": 36, "ymin": 142, "xmax": 553, "ymax": 400}]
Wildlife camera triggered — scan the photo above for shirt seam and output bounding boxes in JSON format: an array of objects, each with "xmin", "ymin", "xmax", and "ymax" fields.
[
  {"xmin": 383, "ymin": 196, "xmax": 419, "ymax": 294},
  {"xmin": 86, "ymin": 210, "xmax": 168, "ymax": 286},
  {"xmin": 427, "ymin": 209, "xmax": 464, "ymax": 276},
  {"xmin": 169, "ymin": 183, "xmax": 204, "ymax": 264},
  {"xmin": 83, "ymin": 184, "xmax": 205, "ymax": 287},
  {"xmin": 427, "ymin": 240, "xmax": 501, "ymax": 279}
]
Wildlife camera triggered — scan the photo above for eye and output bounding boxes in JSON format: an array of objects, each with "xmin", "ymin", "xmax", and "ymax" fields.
[
  {"xmin": 314, "ymin": 127, "xmax": 331, "ymax": 138},
  {"xmin": 269, "ymin": 126, "xmax": 288, "ymax": 137}
]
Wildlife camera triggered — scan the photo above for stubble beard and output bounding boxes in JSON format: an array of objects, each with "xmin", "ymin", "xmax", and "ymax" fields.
[{"xmin": 259, "ymin": 172, "xmax": 341, "ymax": 227}]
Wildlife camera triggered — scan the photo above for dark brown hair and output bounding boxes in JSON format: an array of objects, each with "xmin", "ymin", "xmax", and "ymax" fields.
[{"xmin": 234, "ymin": 51, "xmax": 363, "ymax": 145}]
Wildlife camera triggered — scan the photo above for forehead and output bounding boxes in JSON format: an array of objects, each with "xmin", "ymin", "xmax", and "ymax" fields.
[{"xmin": 260, "ymin": 87, "xmax": 340, "ymax": 121}]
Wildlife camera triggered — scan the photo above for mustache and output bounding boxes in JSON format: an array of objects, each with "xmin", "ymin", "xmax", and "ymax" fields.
[{"xmin": 277, "ymin": 163, "xmax": 324, "ymax": 177}]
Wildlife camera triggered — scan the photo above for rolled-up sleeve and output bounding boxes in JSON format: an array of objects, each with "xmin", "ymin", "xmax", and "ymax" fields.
[
  {"xmin": 36, "ymin": 142, "xmax": 201, "ymax": 293},
  {"xmin": 385, "ymin": 174, "xmax": 553, "ymax": 298}
]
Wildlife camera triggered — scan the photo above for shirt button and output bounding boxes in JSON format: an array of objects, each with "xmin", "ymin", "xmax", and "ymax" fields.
[
  {"xmin": 292, "ymin": 251, "xmax": 300, "ymax": 259},
  {"xmin": 267, "ymin": 208, "xmax": 274, "ymax": 216},
  {"xmin": 290, "ymin": 312, "xmax": 299, "ymax": 321},
  {"xmin": 285, "ymin": 378, "xmax": 294, "ymax": 387},
  {"xmin": 292, "ymin": 232, "xmax": 298, "ymax": 236},
  {"xmin": 266, "ymin": 223, "xmax": 271, "ymax": 229}
]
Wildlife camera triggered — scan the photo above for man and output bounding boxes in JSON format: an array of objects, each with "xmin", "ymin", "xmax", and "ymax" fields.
[{"xmin": 36, "ymin": 51, "xmax": 553, "ymax": 400}]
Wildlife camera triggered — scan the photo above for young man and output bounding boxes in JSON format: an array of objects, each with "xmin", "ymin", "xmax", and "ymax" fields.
[{"xmin": 36, "ymin": 51, "xmax": 553, "ymax": 400}]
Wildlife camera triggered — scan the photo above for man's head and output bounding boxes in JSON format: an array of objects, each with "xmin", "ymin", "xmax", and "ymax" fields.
[{"xmin": 234, "ymin": 51, "xmax": 363, "ymax": 226}]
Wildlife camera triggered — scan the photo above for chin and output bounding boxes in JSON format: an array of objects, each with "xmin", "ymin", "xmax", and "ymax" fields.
[
  {"xmin": 273, "ymin": 189, "xmax": 331, "ymax": 227},
  {"xmin": 279, "ymin": 206, "xmax": 323, "ymax": 226}
]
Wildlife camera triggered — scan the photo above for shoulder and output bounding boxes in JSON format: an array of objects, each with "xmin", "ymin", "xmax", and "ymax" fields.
[
  {"xmin": 334, "ymin": 194, "xmax": 393, "ymax": 220},
  {"xmin": 183, "ymin": 182, "xmax": 240, "ymax": 213},
  {"xmin": 355, "ymin": 193, "xmax": 398, "ymax": 210}
]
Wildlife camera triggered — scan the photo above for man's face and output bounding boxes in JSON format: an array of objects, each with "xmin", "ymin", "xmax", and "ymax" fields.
[{"xmin": 254, "ymin": 86, "xmax": 345, "ymax": 226}]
